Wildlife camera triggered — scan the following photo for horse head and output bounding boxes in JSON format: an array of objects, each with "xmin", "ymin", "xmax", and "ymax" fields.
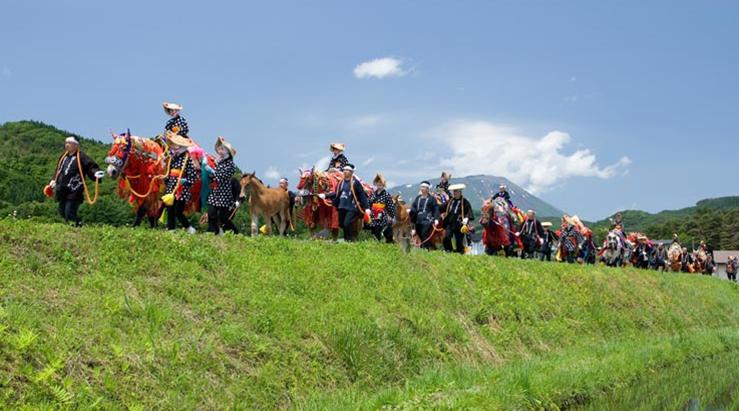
[
  {"xmin": 105, "ymin": 129, "xmax": 133, "ymax": 179},
  {"xmin": 606, "ymin": 231, "xmax": 621, "ymax": 250},
  {"xmin": 296, "ymin": 168, "xmax": 314, "ymax": 191}
]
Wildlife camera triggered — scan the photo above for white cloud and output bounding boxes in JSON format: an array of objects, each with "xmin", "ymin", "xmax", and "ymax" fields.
[
  {"xmin": 349, "ymin": 114, "xmax": 382, "ymax": 129},
  {"xmin": 436, "ymin": 120, "xmax": 631, "ymax": 194},
  {"xmin": 362, "ymin": 156, "xmax": 375, "ymax": 166},
  {"xmin": 353, "ymin": 57, "xmax": 407, "ymax": 79},
  {"xmin": 264, "ymin": 166, "xmax": 281, "ymax": 180}
]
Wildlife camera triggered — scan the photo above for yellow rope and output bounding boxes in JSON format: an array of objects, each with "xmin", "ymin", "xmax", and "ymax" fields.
[{"xmin": 75, "ymin": 149, "xmax": 100, "ymax": 205}]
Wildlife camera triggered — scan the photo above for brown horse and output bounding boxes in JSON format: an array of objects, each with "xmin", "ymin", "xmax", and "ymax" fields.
[
  {"xmin": 240, "ymin": 172, "xmax": 292, "ymax": 236},
  {"xmin": 392, "ymin": 195, "xmax": 413, "ymax": 250}
]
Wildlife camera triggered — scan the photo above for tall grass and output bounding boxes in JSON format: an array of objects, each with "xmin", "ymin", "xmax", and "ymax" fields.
[{"xmin": 0, "ymin": 220, "xmax": 737, "ymax": 409}]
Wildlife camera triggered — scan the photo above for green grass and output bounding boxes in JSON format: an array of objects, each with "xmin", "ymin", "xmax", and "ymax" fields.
[{"xmin": 0, "ymin": 219, "xmax": 738, "ymax": 409}]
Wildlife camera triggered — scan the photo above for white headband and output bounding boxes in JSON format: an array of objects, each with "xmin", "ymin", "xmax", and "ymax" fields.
[
  {"xmin": 65, "ymin": 137, "xmax": 79, "ymax": 145},
  {"xmin": 420, "ymin": 183, "xmax": 430, "ymax": 188}
]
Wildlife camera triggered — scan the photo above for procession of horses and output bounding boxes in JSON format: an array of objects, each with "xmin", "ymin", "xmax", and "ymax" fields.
[{"xmin": 43, "ymin": 102, "xmax": 726, "ymax": 276}]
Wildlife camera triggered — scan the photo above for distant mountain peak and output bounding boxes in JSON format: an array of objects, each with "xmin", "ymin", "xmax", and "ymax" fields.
[{"xmin": 389, "ymin": 174, "xmax": 566, "ymax": 217}]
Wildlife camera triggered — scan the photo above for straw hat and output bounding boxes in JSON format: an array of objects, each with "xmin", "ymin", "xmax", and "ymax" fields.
[
  {"xmin": 448, "ymin": 183, "xmax": 466, "ymax": 191},
  {"xmin": 330, "ymin": 143, "xmax": 345, "ymax": 151},
  {"xmin": 215, "ymin": 136, "xmax": 236, "ymax": 157},
  {"xmin": 166, "ymin": 131, "xmax": 193, "ymax": 147},
  {"xmin": 162, "ymin": 102, "xmax": 183, "ymax": 111},
  {"xmin": 542, "ymin": 221, "xmax": 553, "ymax": 228},
  {"xmin": 373, "ymin": 173, "xmax": 386, "ymax": 186}
]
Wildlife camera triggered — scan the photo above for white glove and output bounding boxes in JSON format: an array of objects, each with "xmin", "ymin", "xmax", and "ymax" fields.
[
  {"xmin": 49, "ymin": 180, "xmax": 56, "ymax": 189},
  {"xmin": 94, "ymin": 170, "xmax": 105, "ymax": 179},
  {"xmin": 318, "ymin": 193, "xmax": 326, "ymax": 199},
  {"xmin": 411, "ymin": 229, "xmax": 416, "ymax": 237},
  {"xmin": 434, "ymin": 219, "xmax": 439, "ymax": 226},
  {"xmin": 462, "ymin": 217, "xmax": 469, "ymax": 225},
  {"xmin": 234, "ymin": 201, "xmax": 240, "ymax": 208},
  {"xmin": 365, "ymin": 209, "xmax": 371, "ymax": 215}
]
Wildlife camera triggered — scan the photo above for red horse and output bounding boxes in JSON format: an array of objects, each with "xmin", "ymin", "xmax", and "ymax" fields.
[
  {"xmin": 480, "ymin": 197, "xmax": 522, "ymax": 256},
  {"xmin": 105, "ymin": 130, "xmax": 166, "ymax": 227},
  {"xmin": 296, "ymin": 168, "xmax": 372, "ymax": 239}
]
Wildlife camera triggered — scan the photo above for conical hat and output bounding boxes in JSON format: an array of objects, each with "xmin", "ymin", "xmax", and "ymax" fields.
[
  {"xmin": 162, "ymin": 102, "xmax": 183, "ymax": 111},
  {"xmin": 166, "ymin": 131, "xmax": 193, "ymax": 147},
  {"xmin": 330, "ymin": 143, "xmax": 345, "ymax": 151},
  {"xmin": 215, "ymin": 136, "xmax": 236, "ymax": 157}
]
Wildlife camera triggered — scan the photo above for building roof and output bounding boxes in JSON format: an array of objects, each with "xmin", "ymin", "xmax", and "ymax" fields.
[{"xmin": 713, "ymin": 250, "xmax": 739, "ymax": 264}]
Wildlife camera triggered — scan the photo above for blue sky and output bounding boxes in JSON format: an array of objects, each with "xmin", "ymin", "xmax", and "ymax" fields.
[{"xmin": 1, "ymin": 1, "xmax": 738, "ymax": 219}]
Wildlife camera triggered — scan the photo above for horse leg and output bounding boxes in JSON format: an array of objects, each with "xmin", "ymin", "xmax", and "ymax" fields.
[
  {"xmin": 278, "ymin": 211, "xmax": 288, "ymax": 235},
  {"xmin": 251, "ymin": 211, "xmax": 259, "ymax": 236}
]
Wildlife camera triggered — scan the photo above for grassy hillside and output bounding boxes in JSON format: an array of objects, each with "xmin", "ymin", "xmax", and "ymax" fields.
[{"xmin": 1, "ymin": 220, "xmax": 737, "ymax": 409}]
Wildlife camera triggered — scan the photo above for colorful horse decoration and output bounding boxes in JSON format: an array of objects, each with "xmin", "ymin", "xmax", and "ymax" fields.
[
  {"xmin": 105, "ymin": 130, "xmax": 166, "ymax": 227},
  {"xmin": 480, "ymin": 197, "xmax": 524, "ymax": 256},
  {"xmin": 296, "ymin": 168, "xmax": 373, "ymax": 238},
  {"xmin": 555, "ymin": 215, "xmax": 592, "ymax": 263},
  {"xmin": 601, "ymin": 230, "xmax": 626, "ymax": 267},
  {"xmin": 105, "ymin": 130, "xmax": 215, "ymax": 227},
  {"xmin": 667, "ymin": 242, "xmax": 683, "ymax": 272}
]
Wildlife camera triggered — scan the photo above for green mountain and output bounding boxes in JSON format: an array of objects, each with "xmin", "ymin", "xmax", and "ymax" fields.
[
  {"xmin": 0, "ymin": 120, "xmax": 134, "ymax": 224},
  {"xmin": 389, "ymin": 174, "xmax": 565, "ymax": 217},
  {"xmin": 588, "ymin": 197, "xmax": 739, "ymax": 249},
  {"xmin": 1, "ymin": 220, "xmax": 738, "ymax": 409}
]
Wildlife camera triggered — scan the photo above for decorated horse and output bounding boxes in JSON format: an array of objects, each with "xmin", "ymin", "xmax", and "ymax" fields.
[
  {"xmin": 692, "ymin": 247, "xmax": 708, "ymax": 273},
  {"xmin": 480, "ymin": 197, "xmax": 523, "ymax": 256},
  {"xmin": 667, "ymin": 242, "xmax": 682, "ymax": 272},
  {"xmin": 104, "ymin": 130, "xmax": 166, "ymax": 227},
  {"xmin": 600, "ymin": 230, "xmax": 625, "ymax": 267},
  {"xmin": 240, "ymin": 172, "xmax": 292, "ymax": 236},
  {"xmin": 296, "ymin": 168, "xmax": 372, "ymax": 239}
]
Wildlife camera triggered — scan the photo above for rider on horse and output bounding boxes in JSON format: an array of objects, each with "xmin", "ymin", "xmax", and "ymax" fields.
[
  {"xmin": 163, "ymin": 102, "xmax": 189, "ymax": 139},
  {"xmin": 442, "ymin": 183, "xmax": 473, "ymax": 254},
  {"xmin": 367, "ymin": 173, "xmax": 396, "ymax": 243},
  {"xmin": 492, "ymin": 184, "xmax": 513, "ymax": 207},
  {"xmin": 327, "ymin": 143, "xmax": 349, "ymax": 171},
  {"xmin": 436, "ymin": 171, "xmax": 451, "ymax": 198},
  {"xmin": 410, "ymin": 181, "xmax": 441, "ymax": 250}
]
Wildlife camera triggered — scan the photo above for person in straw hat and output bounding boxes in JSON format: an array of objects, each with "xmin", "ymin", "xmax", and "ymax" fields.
[
  {"xmin": 206, "ymin": 137, "xmax": 239, "ymax": 235},
  {"xmin": 539, "ymin": 221, "xmax": 558, "ymax": 261},
  {"xmin": 326, "ymin": 143, "xmax": 349, "ymax": 171},
  {"xmin": 47, "ymin": 135, "xmax": 105, "ymax": 226},
  {"xmin": 436, "ymin": 171, "xmax": 452, "ymax": 198},
  {"xmin": 492, "ymin": 184, "xmax": 514, "ymax": 207},
  {"xmin": 634, "ymin": 235, "xmax": 652, "ymax": 269},
  {"xmin": 163, "ymin": 102, "xmax": 189, "ymax": 138},
  {"xmin": 442, "ymin": 183, "xmax": 473, "ymax": 254},
  {"xmin": 367, "ymin": 173, "xmax": 396, "ymax": 243},
  {"xmin": 163, "ymin": 132, "xmax": 198, "ymax": 233},
  {"xmin": 559, "ymin": 215, "xmax": 584, "ymax": 263}
]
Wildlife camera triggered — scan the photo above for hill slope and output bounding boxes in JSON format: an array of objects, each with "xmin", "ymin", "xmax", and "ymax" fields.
[
  {"xmin": 589, "ymin": 197, "xmax": 739, "ymax": 249},
  {"xmin": 1, "ymin": 220, "xmax": 737, "ymax": 409},
  {"xmin": 390, "ymin": 174, "xmax": 565, "ymax": 216}
]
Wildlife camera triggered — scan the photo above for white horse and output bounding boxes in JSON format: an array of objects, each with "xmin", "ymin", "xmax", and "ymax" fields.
[{"xmin": 602, "ymin": 230, "xmax": 624, "ymax": 267}]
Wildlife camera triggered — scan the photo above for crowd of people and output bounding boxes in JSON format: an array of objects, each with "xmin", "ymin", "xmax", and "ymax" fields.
[{"xmin": 41, "ymin": 102, "xmax": 738, "ymax": 280}]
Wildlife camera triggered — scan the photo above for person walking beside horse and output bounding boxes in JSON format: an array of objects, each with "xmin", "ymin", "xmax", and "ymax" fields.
[
  {"xmin": 206, "ymin": 137, "xmax": 239, "ymax": 235},
  {"xmin": 46, "ymin": 135, "xmax": 105, "ymax": 226},
  {"xmin": 367, "ymin": 174, "xmax": 396, "ymax": 243},
  {"xmin": 410, "ymin": 181, "xmax": 441, "ymax": 250},
  {"xmin": 162, "ymin": 133, "xmax": 199, "ymax": 234},
  {"xmin": 519, "ymin": 210, "xmax": 544, "ymax": 259},
  {"xmin": 320, "ymin": 164, "xmax": 370, "ymax": 242},
  {"xmin": 539, "ymin": 222, "xmax": 557, "ymax": 261},
  {"xmin": 442, "ymin": 184, "xmax": 473, "ymax": 254}
]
